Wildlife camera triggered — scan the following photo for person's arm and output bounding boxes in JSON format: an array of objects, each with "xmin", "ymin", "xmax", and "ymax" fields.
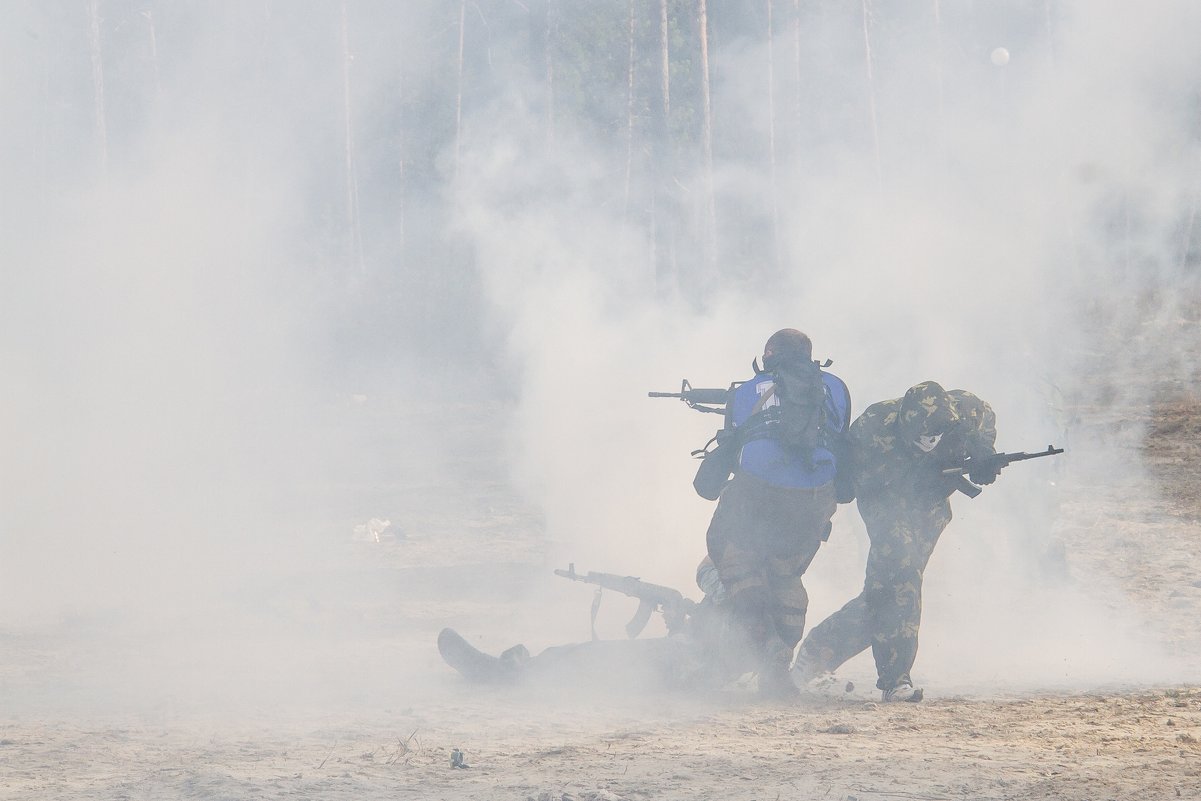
[
  {"xmin": 849, "ymin": 403, "xmax": 903, "ymax": 496},
  {"xmin": 950, "ymin": 390, "xmax": 1000, "ymax": 484}
]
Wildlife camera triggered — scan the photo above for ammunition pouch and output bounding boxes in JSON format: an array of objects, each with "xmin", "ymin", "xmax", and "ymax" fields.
[{"xmin": 692, "ymin": 428, "xmax": 740, "ymax": 500}]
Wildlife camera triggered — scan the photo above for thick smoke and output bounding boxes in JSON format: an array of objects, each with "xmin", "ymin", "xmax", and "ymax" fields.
[
  {"xmin": 1, "ymin": 0, "xmax": 1198, "ymax": 714},
  {"xmin": 452, "ymin": 0, "xmax": 1201, "ymax": 683}
]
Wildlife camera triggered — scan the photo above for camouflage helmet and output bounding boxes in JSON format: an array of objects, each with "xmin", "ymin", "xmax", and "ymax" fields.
[
  {"xmin": 897, "ymin": 380, "xmax": 959, "ymax": 446},
  {"xmin": 762, "ymin": 328, "xmax": 812, "ymax": 370}
]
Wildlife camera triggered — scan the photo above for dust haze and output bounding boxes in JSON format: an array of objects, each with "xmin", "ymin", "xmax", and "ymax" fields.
[{"xmin": 1, "ymin": 0, "xmax": 1199, "ymax": 721}]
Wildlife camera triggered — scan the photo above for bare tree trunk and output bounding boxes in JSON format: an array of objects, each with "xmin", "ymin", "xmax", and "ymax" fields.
[
  {"xmin": 1123, "ymin": 193, "xmax": 1132, "ymax": 274},
  {"xmin": 87, "ymin": 0, "xmax": 108, "ymax": 178},
  {"xmin": 766, "ymin": 0, "xmax": 780, "ymax": 271},
  {"xmin": 397, "ymin": 65, "xmax": 407, "ymax": 272},
  {"xmin": 341, "ymin": 1, "xmax": 364, "ymax": 274},
  {"xmin": 1044, "ymin": 0, "xmax": 1057, "ymax": 68},
  {"xmin": 793, "ymin": 0, "xmax": 802, "ymax": 129},
  {"xmin": 660, "ymin": 0, "xmax": 670, "ymax": 118},
  {"xmin": 142, "ymin": 5, "xmax": 162, "ymax": 102},
  {"xmin": 455, "ymin": 0, "xmax": 467, "ymax": 178},
  {"xmin": 860, "ymin": 0, "xmax": 882, "ymax": 190},
  {"xmin": 1181, "ymin": 199, "xmax": 1197, "ymax": 272},
  {"xmin": 931, "ymin": 0, "xmax": 946, "ymax": 188},
  {"xmin": 652, "ymin": 0, "xmax": 675, "ymax": 291},
  {"xmin": 932, "ymin": 0, "xmax": 943, "ymax": 127},
  {"xmin": 35, "ymin": 31, "xmax": 51, "ymax": 210},
  {"xmin": 623, "ymin": 0, "xmax": 637, "ymax": 220},
  {"xmin": 545, "ymin": 0, "xmax": 556, "ymax": 146},
  {"xmin": 698, "ymin": 0, "xmax": 717, "ymax": 270}
]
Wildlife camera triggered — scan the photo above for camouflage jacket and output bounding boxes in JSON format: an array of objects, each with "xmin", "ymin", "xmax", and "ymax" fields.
[{"xmin": 849, "ymin": 382, "xmax": 997, "ymax": 511}]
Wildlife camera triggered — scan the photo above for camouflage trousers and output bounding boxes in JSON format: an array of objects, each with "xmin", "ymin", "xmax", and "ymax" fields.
[
  {"xmin": 705, "ymin": 473, "xmax": 837, "ymax": 681},
  {"xmin": 798, "ymin": 496, "xmax": 952, "ymax": 691}
]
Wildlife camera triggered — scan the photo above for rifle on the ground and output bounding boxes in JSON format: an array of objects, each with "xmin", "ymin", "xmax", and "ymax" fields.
[
  {"xmin": 941, "ymin": 445, "xmax": 1065, "ymax": 498},
  {"xmin": 555, "ymin": 563, "xmax": 697, "ymax": 638},
  {"xmin": 647, "ymin": 379, "xmax": 736, "ymax": 415}
]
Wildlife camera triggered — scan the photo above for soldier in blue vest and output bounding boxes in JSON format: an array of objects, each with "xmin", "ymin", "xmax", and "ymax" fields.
[
  {"xmin": 702, "ymin": 329, "xmax": 852, "ymax": 698},
  {"xmin": 793, "ymin": 381, "xmax": 998, "ymax": 702}
]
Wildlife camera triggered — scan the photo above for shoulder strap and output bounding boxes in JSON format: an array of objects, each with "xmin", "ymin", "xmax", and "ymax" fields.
[{"xmin": 750, "ymin": 384, "xmax": 776, "ymax": 416}]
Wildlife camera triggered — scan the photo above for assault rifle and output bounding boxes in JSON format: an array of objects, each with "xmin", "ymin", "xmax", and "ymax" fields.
[
  {"xmin": 555, "ymin": 563, "xmax": 697, "ymax": 638},
  {"xmin": 940, "ymin": 444, "xmax": 1065, "ymax": 498},
  {"xmin": 647, "ymin": 379, "xmax": 735, "ymax": 415}
]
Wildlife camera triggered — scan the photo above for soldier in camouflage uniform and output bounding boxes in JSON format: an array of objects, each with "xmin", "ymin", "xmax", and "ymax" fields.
[
  {"xmin": 437, "ymin": 557, "xmax": 749, "ymax": 693},
  {"xmin": 794, "ymin": 381, "xmax": 998, "ymax": 702}
]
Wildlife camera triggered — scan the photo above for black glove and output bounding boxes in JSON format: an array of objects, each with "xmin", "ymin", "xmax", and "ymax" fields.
[{"xmin": 968, "ymin": 460, "xmax": 1001, "ymax": 485}]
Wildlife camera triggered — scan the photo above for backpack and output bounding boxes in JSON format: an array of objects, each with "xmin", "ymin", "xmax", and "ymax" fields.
[{"xmin": 763, "ymin": 358, "xmax": 828, "ymax": 467}]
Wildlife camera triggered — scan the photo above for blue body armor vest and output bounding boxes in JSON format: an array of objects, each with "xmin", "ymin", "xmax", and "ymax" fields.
[{"xmin": 729, "ymin": 370, "xmax": 851, "ymax": 488}]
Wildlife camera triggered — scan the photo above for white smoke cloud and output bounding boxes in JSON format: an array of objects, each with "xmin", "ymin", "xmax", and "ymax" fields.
[
  {"xmin": 453, "ymin": 0, "xmax": 1201, "ymax": 688},
  {"xmin": 1, "ymin": 0, "xmax": 1199, "ymax": 714}
]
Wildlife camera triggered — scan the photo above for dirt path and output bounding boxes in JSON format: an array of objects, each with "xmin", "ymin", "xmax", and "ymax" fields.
[{"xmin": 2, "ymin": 688, "xmax": 1199, "ymax": 800}]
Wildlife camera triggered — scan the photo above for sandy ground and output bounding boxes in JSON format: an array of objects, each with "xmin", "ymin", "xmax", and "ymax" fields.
[{"xmin": 3, "ymin": 373, "xmax": 1201, "ymax": 800}]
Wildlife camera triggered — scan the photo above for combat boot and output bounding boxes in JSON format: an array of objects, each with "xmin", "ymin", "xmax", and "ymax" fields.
[
  {"xmin": 881, "ymin": 681, "xmax": 923, "ymax": 703},
  {"xmin": 438, "ymin": 628, "xmax": 525, "ymax": 683},
  {"xmin": 757, "ymin": 635, "xmax": 799, "ymax": 700}
]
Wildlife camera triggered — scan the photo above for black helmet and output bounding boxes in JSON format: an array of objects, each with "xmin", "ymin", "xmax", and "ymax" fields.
[{"xmin": 762, "ymin": 328, "xmax": 812, "ymax": 371}]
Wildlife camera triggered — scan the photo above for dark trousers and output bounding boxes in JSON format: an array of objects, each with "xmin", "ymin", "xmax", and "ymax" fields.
[{"xmin": 705, "ymin": 473, "xmax": 836, "ymax": 675}]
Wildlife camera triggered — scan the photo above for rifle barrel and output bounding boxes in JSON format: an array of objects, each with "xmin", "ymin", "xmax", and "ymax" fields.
[{"xmin": 941, "ymin": 444, "xmax": 1064, "ymax": 476}]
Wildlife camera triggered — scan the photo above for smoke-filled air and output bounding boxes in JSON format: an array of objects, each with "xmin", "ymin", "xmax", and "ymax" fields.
[{"xmin": 2, "ymin": 1, "xmax": 1200, "ymax": 799}]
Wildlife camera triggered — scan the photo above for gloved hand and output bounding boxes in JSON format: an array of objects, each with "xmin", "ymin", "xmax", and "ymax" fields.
[{"xmin": 968, "ymin": 460, "xmax": 1001, "ymax": 485}]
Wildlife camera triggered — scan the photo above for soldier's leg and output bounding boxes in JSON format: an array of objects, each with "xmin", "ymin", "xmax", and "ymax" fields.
[
  {"xmin": 864, "ymin": 510, "xmax": 948, "ymax": 692},
  {"xmin": 762, "ymin": 484, "xmax": 837, "ymax": 692},
  {"xmin": 438, "ymin": 628, "xmax": 530, "ymax": 683},
  {"xmin": 707, "ymin": 524, "xmax": 789, "ymax": 693},
  {"xmin": 528, "ymin": 638, "xmax": 683, "ymax": 690},
  {"xmin": 705, "ymin": 479, "xmax": 775, "ymax": 657},
  {"xmin": 707, "ymin": 536, "xmax": 773, "ymax": 654},
  {"xmin": 762, "ymin": 481, "xmax": 837, "ymax": 646},
  {"xmin": 766, "ymin": 540, "xmax": 822, "ymax": 650},
  {"xmin": 795, "ymin": 592, "xmax": 871, "ymax": 679},
  {"xmin": 755, "ymin": 548, "xmax": 813, "ymax": 696}
]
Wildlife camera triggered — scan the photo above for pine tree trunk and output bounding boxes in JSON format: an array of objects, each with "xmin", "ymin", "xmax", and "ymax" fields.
[
  {"xmin": 545, "ymin": 0, "xmax": 556, "ymax": 146},
  {"xmin": 766, "ymin": 0, "xmax": 780, "ymax": 271},
  {"xmin": 1044, "ymin": 0, "xmax": 1057, "ymax": 67},
  {"xmin": 397, "ymin": 65, "xmax": 407, "ymax": 272},
  {"xmin": 341, "ymin": 1, "xmax": 364, "ymax": 274},
  {"xmin": 143, "ymin": 5, "xmax": 162, "ymax": 102},
  {"xmin": 932, "ymin": 0, "xmax": 944, "ymax": 126},
  {"xmin": 860, "ymin": 0, "xmax": 882, "ymax": 189},
  {"xmin": 660, "ymin": 0, "xmax": 670, "ymax": 118},
  {"xmin": 931, "ymin": 0, "xmax": 945, "ymax": 182},
  {"xmin": 652, "ymin": 0, "xmax": 675, "ymax": 291},
  {"xmin": 793, "ymin": 0, "xmax": 802, "ymax": 131},
  {"xmin": 87, "ymin": 0, "xmax": 108, "ymax": 177},
  {"xmin": 623, "ymin": 0, "xmax": 636, "ymax": 220},
  {"xmin": 698, "ymin": 0, "xmax": 717, "ymax": 271},
  {"xmin": 1181, "ymin": 200, "xmax": 1197, "ymax": 271},
  {"xmin": 455, "ymin": 0, "xmax": 467, "ymax": 177}
]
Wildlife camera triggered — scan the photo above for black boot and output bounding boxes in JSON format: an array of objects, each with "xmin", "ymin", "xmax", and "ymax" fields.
[{"xmin": 438, "ymin": 628, "xmax": 524, "ymax": 683}]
